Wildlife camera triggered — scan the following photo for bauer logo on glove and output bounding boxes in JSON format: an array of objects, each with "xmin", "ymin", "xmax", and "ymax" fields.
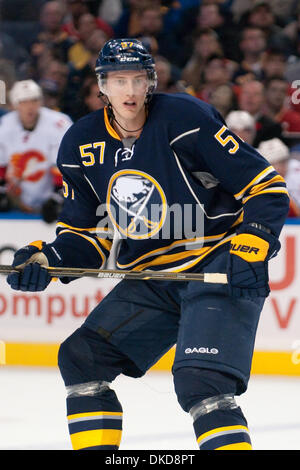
[
  {"xmin": 230, "ymin": 234, "xmax": 269, "ymax": 262},
  {"xmin": 228, "ymin": 230, "xmax": 280, "ymax": 299}
]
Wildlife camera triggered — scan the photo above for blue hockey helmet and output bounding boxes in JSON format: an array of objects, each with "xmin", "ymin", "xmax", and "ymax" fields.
[{"xmin": 95, "ymin": 38, "xmax": 157, "ymax": 98}]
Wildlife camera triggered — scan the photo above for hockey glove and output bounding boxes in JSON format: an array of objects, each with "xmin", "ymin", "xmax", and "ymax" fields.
[
  {"xmin": 227, "ymin": 226, "xmax": 280, "ymax": 299},
  {"xmin": 41, "ymin": 190, "xmax": 64, "ymax": 224},
  {"xmin": 7, "ymin": 241, "xmax": 51, "ymax": 291}
]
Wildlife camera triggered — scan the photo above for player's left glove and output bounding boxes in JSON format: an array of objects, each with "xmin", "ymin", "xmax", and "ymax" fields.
[{"xmin": 227, "ymin": 225, "xmax": 280, "ymax": 299}]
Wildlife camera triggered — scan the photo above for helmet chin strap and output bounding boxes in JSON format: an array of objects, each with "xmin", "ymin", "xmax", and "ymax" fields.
[{"xmin": 106, "ymin": 101, "xmax": 146, "ymax": 134}]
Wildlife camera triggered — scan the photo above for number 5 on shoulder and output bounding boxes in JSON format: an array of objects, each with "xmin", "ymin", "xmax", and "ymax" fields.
[{"xmin": 214, "ymin": 125, "xmax": 239, "ymax": 154}]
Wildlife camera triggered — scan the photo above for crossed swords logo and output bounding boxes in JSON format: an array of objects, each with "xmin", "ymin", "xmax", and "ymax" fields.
[{"xmin": 111, "ymin": 175, "xmax": 159, "ymax": 234}]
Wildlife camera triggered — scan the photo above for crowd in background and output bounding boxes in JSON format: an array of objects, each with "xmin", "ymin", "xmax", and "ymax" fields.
[{"xmin": 1, "ymin": 0, "xmax": 300, "ymax": 221}]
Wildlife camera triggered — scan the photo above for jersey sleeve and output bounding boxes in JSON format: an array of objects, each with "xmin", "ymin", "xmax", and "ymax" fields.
[
  {"xmin": 43, "ymin": 128, "xmax": 114, "ymax": 275},
  {"xmin": 170, "ymin": 99, "xmax": 290, "ymax": 238}
]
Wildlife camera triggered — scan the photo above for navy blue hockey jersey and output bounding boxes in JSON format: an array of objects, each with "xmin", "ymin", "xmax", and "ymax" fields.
[{"xmin": 45, "ymin": 93, "xmax": 289, "ymax": 273}]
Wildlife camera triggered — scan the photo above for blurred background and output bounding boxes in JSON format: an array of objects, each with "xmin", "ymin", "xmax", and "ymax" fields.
[
  {"xmin": 1, "ymin": 0, "xmax": 300, "ymax": 219},
  {"xmin": 0, "ymin": 0, "xmax": 300, "ymax": 451}
]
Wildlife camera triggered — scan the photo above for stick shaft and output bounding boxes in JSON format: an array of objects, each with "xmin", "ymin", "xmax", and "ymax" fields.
[{"xmin": 0, "ymin": 264, "xmax": 228, "ymax": 284}]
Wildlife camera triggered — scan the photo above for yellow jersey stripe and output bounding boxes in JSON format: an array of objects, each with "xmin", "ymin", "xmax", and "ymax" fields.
[
  {"xmin": 116, "ymin": 232, "xmax": 228, "ymax": 269},
  {"xmin": 170, "ymin": 234, "xmax": 235, "ymax": 273},
  {"xmin": 121, "ymin": 233, "xmax": 234, "ymax": 273},
  {"xmin": 234, "ymin": 166, "xmax": 274, "ymax": 200},
  {"xmin": 104, "ymin": 107, "xmax": 121, "ymax": 141},
  {"xmin": 197, "ymin": 425, "xmax": 249, "ymax": 444},
  {"xmin": 125, "ymin": 247, "xmax": 210, "ymax": 272},
  {"xmin": 242, "ymin": 188, "xmax": 289, "ymax": 204},
  {"xmin": 215, "ymin": 442, "xmax": 252, "ymax": 450},
  {"xmin": 29, "ymin": 240, "xmax": 44, "ymax": 250},
  {"xmin": 70, "ymin": 428, "xmax": 122, "ymax": 450},
  {"xmin": 248, "ymin": 174, "xmax": 285, "ymax": 195},
  {"xmin": 96, "ymin": 237, "xmax": 113, "ymax": 251}
]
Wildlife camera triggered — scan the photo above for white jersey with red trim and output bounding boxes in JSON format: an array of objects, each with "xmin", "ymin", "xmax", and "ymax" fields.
[{"xmin": 0, "ymin": 106, "xmax": 72, "ymax": 210}]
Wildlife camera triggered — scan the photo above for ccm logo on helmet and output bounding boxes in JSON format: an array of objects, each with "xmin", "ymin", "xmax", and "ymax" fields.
[
  {"xmin": 185, "ymin": 347, "xmax": 219, "ymax": 354},
  {"xmin": 119, "ymin": 57, "xmax": 139, "ymax": 62},
  {"xmin": 230, "ymin": 243, "xmax": 259, "ymax": 254}
]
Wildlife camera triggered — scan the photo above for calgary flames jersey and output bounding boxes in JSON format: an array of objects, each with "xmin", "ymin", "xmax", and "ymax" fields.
[
  {"xmin": 0, "ymin": 106, "xmax": 72, "ymax": 210},
  {"xmin": 43, "ymin": 93, "xmax": 289, "ymax": 274}
]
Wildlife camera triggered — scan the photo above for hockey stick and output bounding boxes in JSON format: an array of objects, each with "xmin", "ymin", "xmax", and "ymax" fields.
[{"xmin": 0, "ymin": 265, "xmax": 228, "ymax": 284}]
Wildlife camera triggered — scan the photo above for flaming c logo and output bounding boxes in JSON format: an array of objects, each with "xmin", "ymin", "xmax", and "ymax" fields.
[{"xmin": 8, "ymin": 150, "xmax": 47, "ymax": 182}]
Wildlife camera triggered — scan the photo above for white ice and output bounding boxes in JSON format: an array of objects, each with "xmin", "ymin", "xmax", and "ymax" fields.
[{"xmin": 0, "ymin": 367, "xmax": 299, "ymax": 450}]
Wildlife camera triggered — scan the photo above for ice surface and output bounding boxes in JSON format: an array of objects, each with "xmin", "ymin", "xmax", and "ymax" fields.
[{"xmin": 0, "ymin": 367, "xmax": 299, "ymax": 450}]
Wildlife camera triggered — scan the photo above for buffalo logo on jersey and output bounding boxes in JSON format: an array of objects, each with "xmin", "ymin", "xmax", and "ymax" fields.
[{"xmin": 106, "ymin": 170, "xmax": 167, "ymax": 239}]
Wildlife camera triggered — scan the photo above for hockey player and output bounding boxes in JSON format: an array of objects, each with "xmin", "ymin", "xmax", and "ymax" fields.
[
  {"xmin": 0, "ymin": 79, "xmax": 72, "ymax": 220},
  {"xmin": 7, "ymin": 39, "xmax": 289, "ymax": 450}
]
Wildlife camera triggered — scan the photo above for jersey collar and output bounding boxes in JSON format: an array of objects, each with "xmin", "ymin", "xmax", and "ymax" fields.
[{"xmin": 104, "ymin": 106, "xmax": 121, "ymax": 141}]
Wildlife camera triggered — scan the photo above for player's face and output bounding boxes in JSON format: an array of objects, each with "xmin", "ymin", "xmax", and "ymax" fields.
[
  {"xmin": 16, "ymin": 99, "xmax": 41, "ymax": 129},
  {"xmin": 105, "ymin": 70, "xmax": 148, "ymax": 122}
]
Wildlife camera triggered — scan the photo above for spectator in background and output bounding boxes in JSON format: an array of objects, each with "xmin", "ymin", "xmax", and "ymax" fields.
[
  {"xmin": 30, "ymin": 1, "xmax": 74, "ymax": 65},
  {"xmin": 238, "ymin": 79, "xmax": 283, "ymax": 147},
  {"xmin": 233, "ymin": 25, "xmax": 267, "ymax": 84},
  {"xmin": 98, "ymin": 0, "xmax": 123, "ymax": 26},
  {"xmin": 63, "ymin": 0, "xmax": 89, "ymax": 39},
  {"xmin": 238, "ymin": 1, "xmax": 284, "ymax": 47},
  {"xmin": 155, "ymin": 55, "xmax": 187, "ymax": 94},
  {"xmin": 260, "ymin": 47, "xmax": 288, "ymax": 81},
  {"xmin": 0, "ymin": 80, "xmax": 72, "ymax": 222},
  {"xmin": 264, "ymin": 76, "xmax": 300, "ymax": 146},
  {"xmin": 38, "ymin": 59, "xmax": 69, "ymax": 112},
  {"xmin": 63, "ymin": 26, "xmax": 109, "ymax": 120},
  {"xmin": 68, "ymin": 12, "xmax": 99, "ymax": 70},
  {"xmin": 190, "ymin": 2, "xmax": 241, "ymax": 62},
  {"xmin": 70, "ymin": 75, "xmax": 104, "ymax": 121},
  {"xmin": 181, "ymin": 28, "xmax": 224, "ymax": 92},
  {"xmin": 209, "ymin": 83, "xmax": 237, "ymax": 119},
  {"xmin": 113, "ymin": 0, "xmax": 159, "ymax": 38},
  {"xmin": 197, "ymin": 53, "xmax": 233, "ymax": 103},
  {"xmin": 136, "ymin": 3, "xmax": 180, "ymax": 67},
  {"xmin": 226, "ymin": 110, "xmax": 256, "ymax": 145},
  {"xmin": 257, "ymin": 137, "xmax": 300, "ymax": 217},
  {"xmin": 62, "ymin": 0, "xmax": 113, "ymax": 40},
  {"xmin": 282, "ymin": 2, "xmax": 300, "ymax": 56},
  {"xmin": 84, "ymin": 28, "xmax": 110, "ymax": 68},
  {"xmin": 0, "ymin": 27, "xmax": 30, "ymax": 79}
]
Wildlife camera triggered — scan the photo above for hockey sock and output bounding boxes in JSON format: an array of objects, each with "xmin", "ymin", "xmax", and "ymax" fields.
[
  {"xmin": 66, "ymin": 385, "xmax": 123, "ymax": 450},
  {"xmin": 191, "ymin": 405, "xmax": 252, "ymax": 450}
]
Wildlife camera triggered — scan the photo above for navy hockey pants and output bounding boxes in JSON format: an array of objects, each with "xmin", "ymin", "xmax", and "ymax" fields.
[{"xmin": 81, "ymin": 250, "xmax": 265, "ymax": 395}]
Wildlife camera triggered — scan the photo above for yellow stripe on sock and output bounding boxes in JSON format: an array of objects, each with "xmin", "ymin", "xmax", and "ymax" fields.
[
  {"xmin": 216, "ymin": 442, "xmax": 252, "ymax": 450},
  {"xmin": 197, "ymin": 425, "xmax": 249, "ymax": 445},
  {"xmin": 70, "ymin": 428, "xmax": 122, "ymax": 450}
]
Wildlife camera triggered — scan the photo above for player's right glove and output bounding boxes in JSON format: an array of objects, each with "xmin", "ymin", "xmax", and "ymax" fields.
[
  {"xmin": 227, "ymin": 225, "xmax": 280, "ymax": 299},
  {"xmin": 7, "ymin": 241, "xmax": 51, "ymax": 291}
]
